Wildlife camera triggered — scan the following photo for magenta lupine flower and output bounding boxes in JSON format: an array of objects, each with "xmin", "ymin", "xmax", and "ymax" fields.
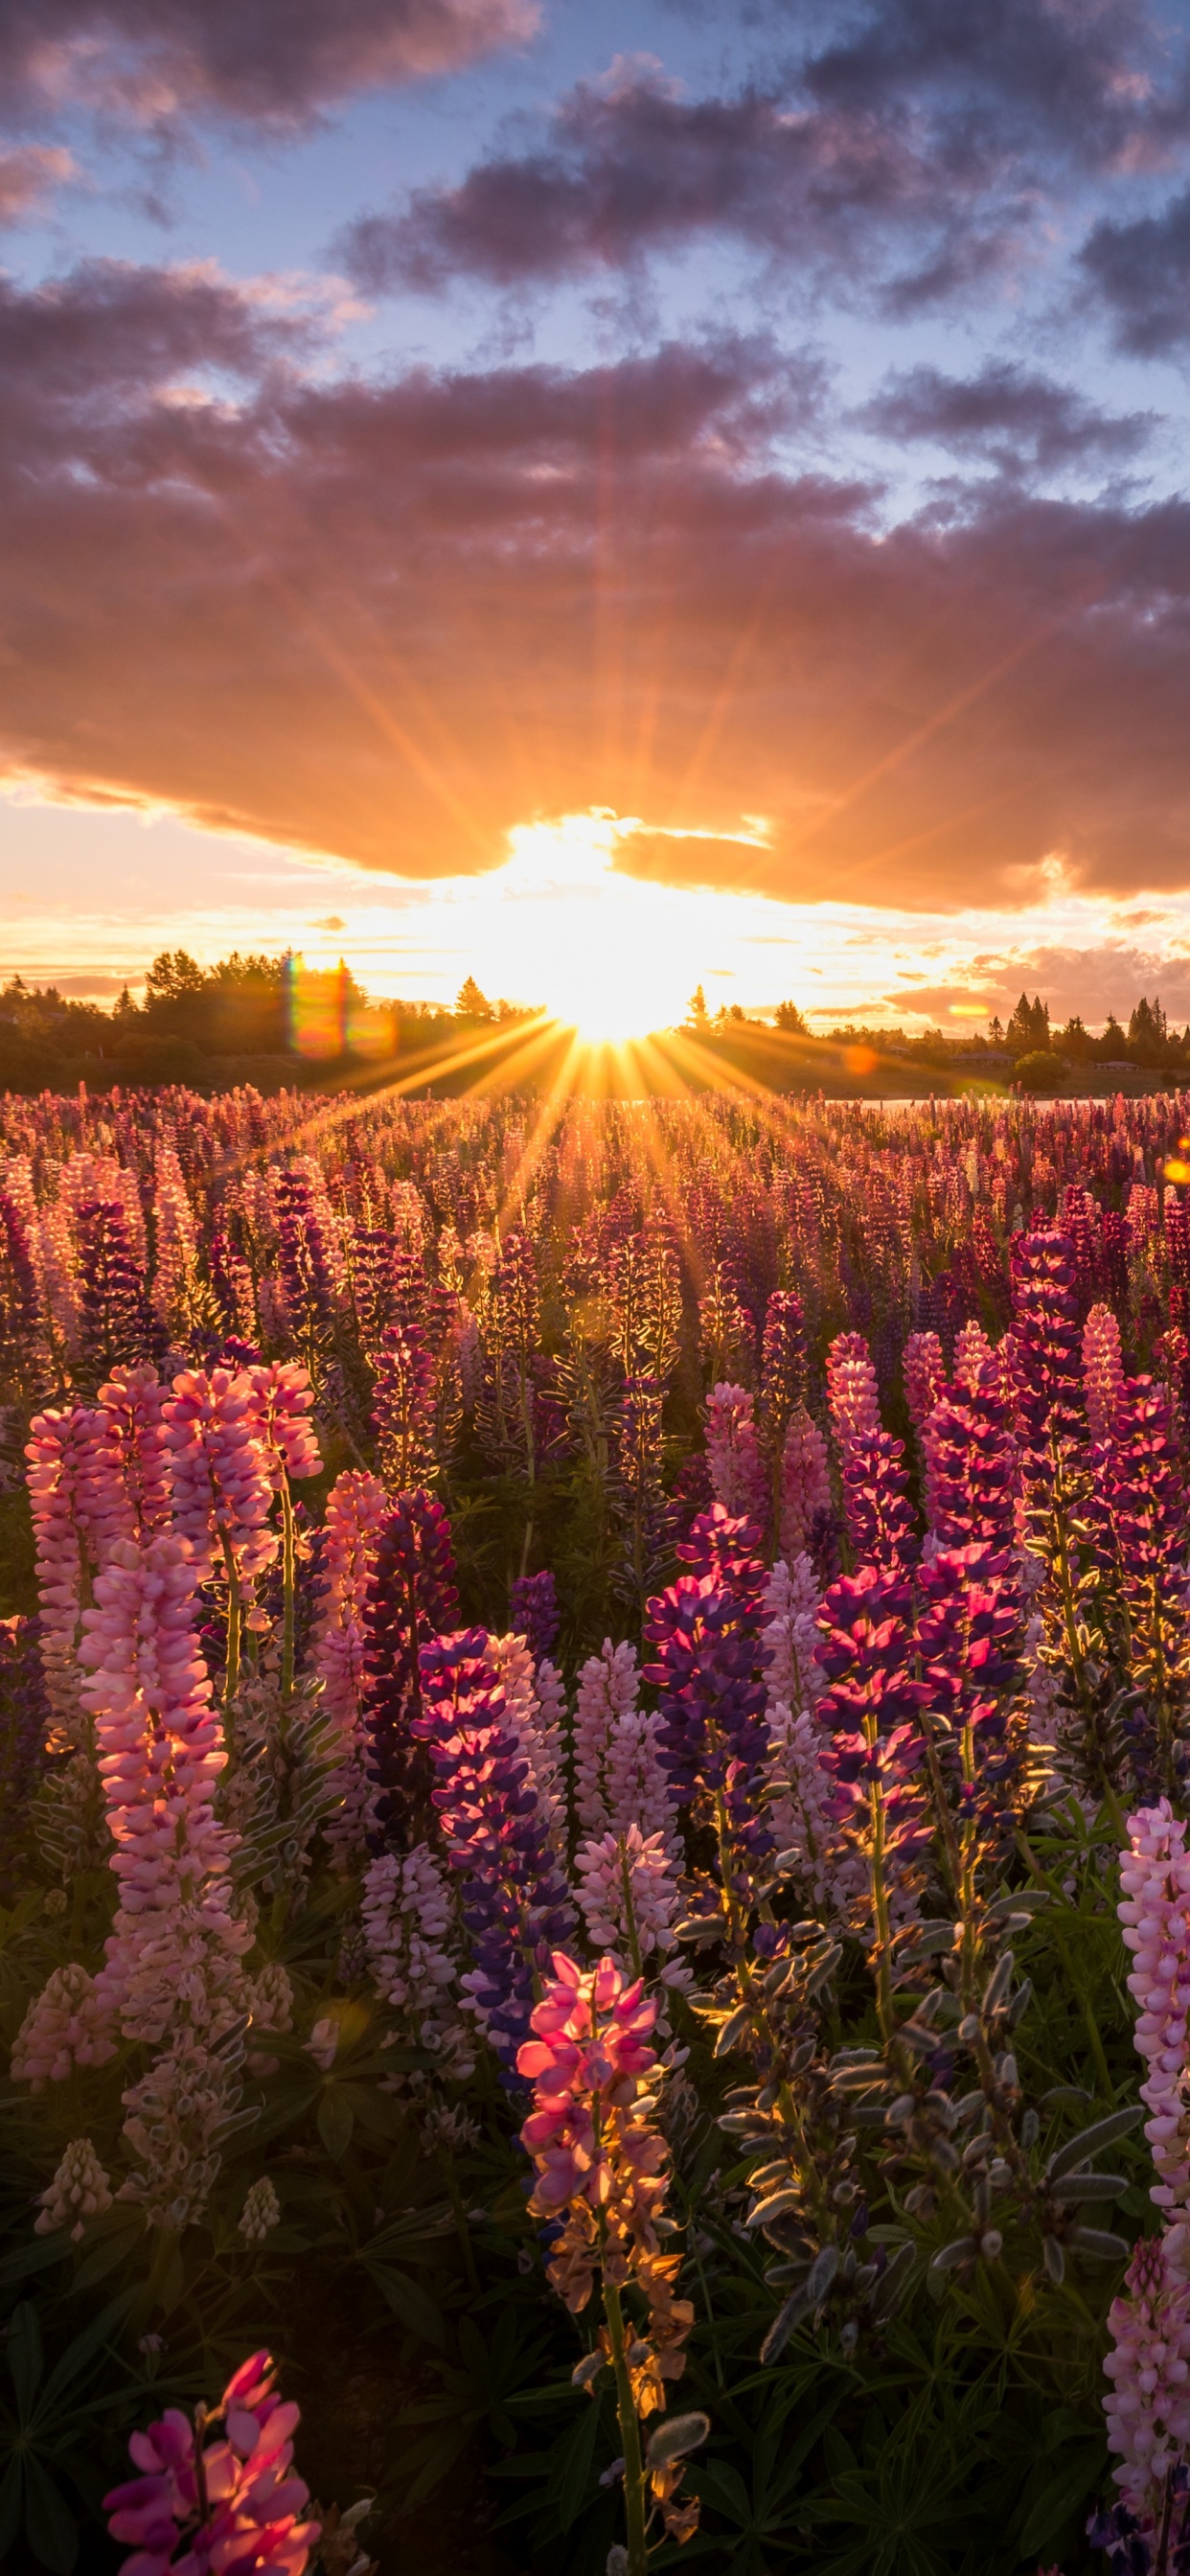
[
  {"xmin": 164, "ymin": 1367, "xmax": 277, "ymax": 1586},
  {"xmin": 98, "ymin": 1364, "xmax": 173, "ymax": 1542},
  {"xmin": 1084, "ymin": 1301, "xmax": 1128, "ymax": 1450},
  {"xmin": 915, "ymin": 1541, "xmax": 1024, "ymax": 1834},
  {"xmin": 704, "ymin": 1383, "xmax": 770, "ymax": 1530},
  {"xmin": 517, "ymin": 1952, "xmax": 659, "ymax": 2212},
  {"xmin": 643, "ymin": 1505, "xmax": 773, "ymax": 1872},
  {"xmin": 923, "ymin": 1359, "xmax": 1018, "ymax": 1552},
  {"xmin": 103, "ymin": 2349, "xmax": 319, "ymax": 2576},
  {"xmin": 413, "ymin": 1629, "xmax": 575, "ymax": 2068}
]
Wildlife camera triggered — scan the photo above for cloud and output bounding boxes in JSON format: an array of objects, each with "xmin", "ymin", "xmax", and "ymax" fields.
[
  {"xmin": 7, "ymin": 258, "xmax": 1190, "ymax": 914},
  {"xmin": 0, "ymin": 0, "xmax": 538, "ymax": 133},
  {"xmin": 0, "ymin": 145, "xmax": 75, "ymax": 225},
  {"xmin": 338, "ymin": 3, "xmax": 1190, "ymax": 306},
  {"xmin": 310, "ymin": 914, "xmax": 346, "ymax": 930},
  {"xmin": 860, "ymin": 360, "xmax": 1152, "ymax": 476},
  {"xmin": 1081, "ymin": 184, "xmax": 1190, "ymax": 356}
]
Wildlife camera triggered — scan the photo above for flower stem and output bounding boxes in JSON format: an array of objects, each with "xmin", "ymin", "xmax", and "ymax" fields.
[{"xmin": 604, "ymin": 2280, "xmax": 649, "ymax": 2576}]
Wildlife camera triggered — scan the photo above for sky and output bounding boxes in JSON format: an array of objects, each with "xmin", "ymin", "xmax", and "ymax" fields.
[{"xmin": 5, "ymin": 0, "xmax": 1190, "ymax": 1037}]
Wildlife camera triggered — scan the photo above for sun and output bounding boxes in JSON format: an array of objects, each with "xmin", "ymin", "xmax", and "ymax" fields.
[{"xmin": 497, "ymin": 813, "xmax": 692, "ymax": 1043}]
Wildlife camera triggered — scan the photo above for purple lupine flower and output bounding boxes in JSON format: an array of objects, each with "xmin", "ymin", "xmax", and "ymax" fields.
[
  {"xmin": 1100, "ymin": 1377, "xmax": 1190, "ymax": 1797},
  {"xmin": 924, "ymin": 1359, "xmax": 1018, "ymax": 1551},
  {"xmin": 508, "ymin": 1568, "xmax": 559, "ymax": 1664},
  {"xmin": 364, "ymin": 1490, "xmax": 459, "ymax": 1840},
  {"xmin": 1009, "ymin": 1230, "xmax": 1086, "ymax": 1474},
  {"xmin": 840, "ymin": 1430, "xmax": 919, "ymax": 1576},
  {"xmin": 759, "ymin": 1289, "xmax": 807, "ymax": 1443},
  {"xmin": 274, "ymin": 1169, "xmax": 335, "ymax": 1359},
  {"xmin": 77, "ymin": 1200, "xmax": 152, "ymax": 1384},
  {"xmin": 643, "ymin": 1504, "xmax": 773, "ymax": 1874},
  {"xmin": 0, "ymin": 1192, "xmax": 40, "ymax": 1391},
  {"xmin": 372, "ymin": 1318, "xmax": 437, "ymax": 1491},
  {"xmin": 914, "ymin": 1541, "xmax": 1025, "ymax": 1840},
  {"xmin": 413, "ymin": 1629, "xmax": 574, "ymax": 2070},
  {"xmin": 814, "ymin": 1569, "xmax": 931, "ymax": 1873}
]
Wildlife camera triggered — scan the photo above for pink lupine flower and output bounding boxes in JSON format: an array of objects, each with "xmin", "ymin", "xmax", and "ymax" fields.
[
  {"xmin": 574, "ymin": 1823, "xmax": 683, "ymax": 1968},
  {"xmin": 826, "ymin": 1331, "xmax": 881, "ymax": 1466},
  {"xmin": 151, "ymin": 1148, "xmax": 198, "ymax": 1345},
  {"xmin": 26, "ymin": 1404, "xmax": 131, "ymax": 1732},
  {"xmin": 11, "ymin": 1962, "xmax": 116, "ymax": 2089},
  {"xmin": 99, "ymin": 1364, "xmax": 172, "ymax": 1541},
  {"xmin": 761, "ymin": 1553, "xmax": 823, "ymax": 1714},
  {"xmin": 80, "ymin": 1536, "xmax": 249, "ymax": 2048},
  {"xmin": 1118, "ymin": 1802, "xmax": 1190, "ymax": 2227},
  {"xmin": 245, "ymin": 1361, "xmax": 323, "ymax": 1489},
  {"xmin": 489, "ymin": 1629, "xmax": 567, "ymax": 1835},
  {"xmin": 103, "ymin": 2349, "xmax": 319, "ymax": 2576},
  {"xmin": 1102, "ymin": 2234, "xmax": 1190, "ymax": 2542},
  {"xmin": 904, "ymin": 1331, "xmax": 948, "ymax": 1435},
  {"xmin": 778, "ymin": 1405, "xmax": 832, "ymax": 1564},
  {"xmin": 573, "ymin": 1639, "xmax": 675, "ymax": 1848},
  {"xmin": 1084, "ymin": 1301, "xmax": 1127, "ymax": 1449},
  {"xmin": 311, "ymin": 1468, "xmax": 388, "ymax": 1746},
  {"xmin": 163, "ymin": 1367, "xmax": 277, "ymax": 1585},
  {"xmin": 311, "ymin": 1467, "xmax": 387, "ymax": 1864},
  {"xmin": 704, "ymin": 1382, "xmax": 769, "ymax": 1530},
  {"xmin": 952, "ymin": 1319, "xmax": 994, "ymax": 1392}
]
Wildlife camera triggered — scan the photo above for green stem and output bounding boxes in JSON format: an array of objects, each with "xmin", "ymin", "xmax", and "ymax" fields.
[
  {"xmin": 280, "ymin": 1471, "xmax": 296, "ymax": 1702},
  {"xmin": 604, "ymin": 2280, "xmax": 649, "ymax": 2576},
  {"xmin": 217, "ymin": 1525, "xmax": 241, "ymax": 1708}
]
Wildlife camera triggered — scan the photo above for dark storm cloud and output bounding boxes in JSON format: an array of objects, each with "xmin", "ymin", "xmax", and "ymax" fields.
[
  {"xmin": 860, "ymin": 361, "xmax": 1153, "ymax": 475},
  {"xmin": 5, "ymin": 258, "xmax": 1190, "ymax": 911},
  {"xmin": 1081, "ymin": 185, "xmax": 1190, "ymax": 355},
  {"xmin": 0, "ymin": 0, "xmax": 537, "ymax": 132},
  {"xmin": 339, "ymin": 0, "xmax": 1189, "ymax": 305}
]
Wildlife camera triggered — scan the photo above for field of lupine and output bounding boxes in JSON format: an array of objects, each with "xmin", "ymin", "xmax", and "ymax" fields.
[{"xmin": 7, "ymin": 1085, "xmax": 1190, "ymax": 2574}]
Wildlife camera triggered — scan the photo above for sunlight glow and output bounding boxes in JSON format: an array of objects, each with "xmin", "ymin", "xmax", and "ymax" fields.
[{"xmin": 496, "ymin": 813, "xmax": 697, "ymax": 1042}]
